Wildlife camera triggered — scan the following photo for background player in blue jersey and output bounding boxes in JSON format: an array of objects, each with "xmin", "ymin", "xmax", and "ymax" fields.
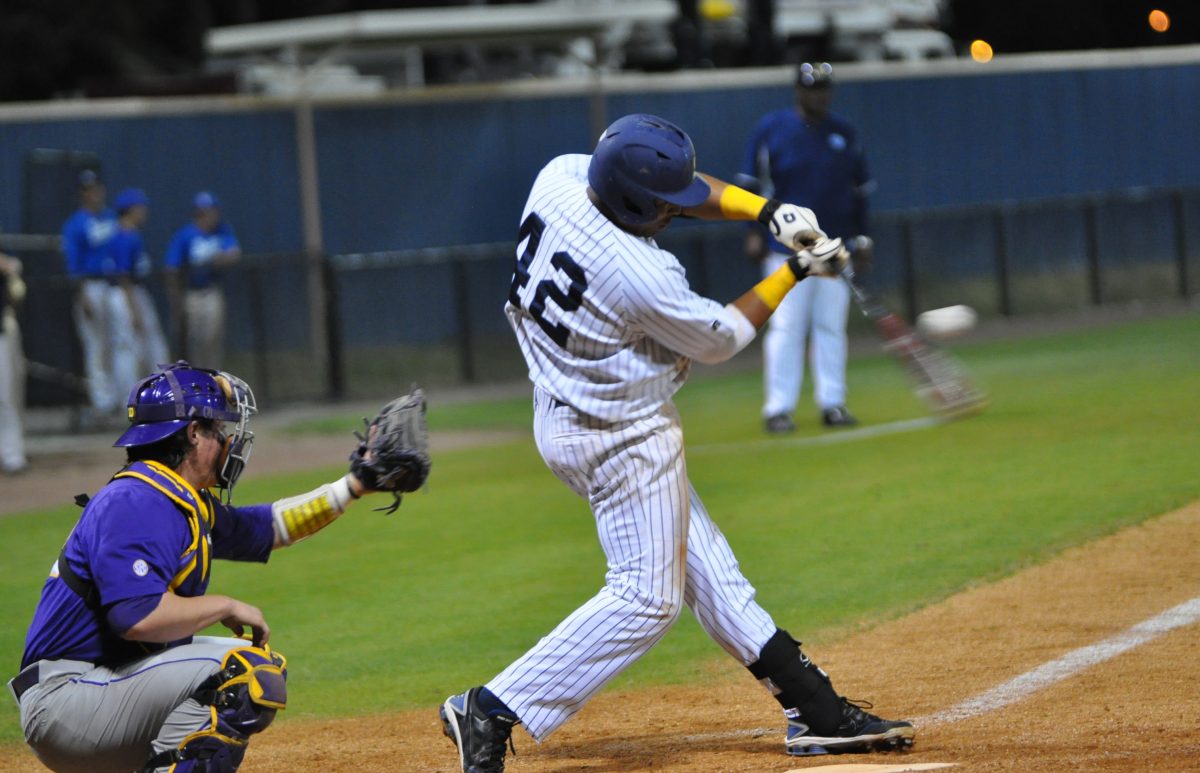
[
  {"xmin": 61, "ymin": 170, "xmax": 125, "ymax": 416},
  {"xmin": 109, "ymin": 188, "xmax": 170, "ymax": 386},
  {"xmin": 165, "ymin": 192, "xmax": 241, "ymax": 369},
  {"xmin": 8, "ymin": 362, "xmax": 385, "ymax": 773},
  {"xmin": 740, "ymin": 62, "xmax": 875, "ymax": 432}
]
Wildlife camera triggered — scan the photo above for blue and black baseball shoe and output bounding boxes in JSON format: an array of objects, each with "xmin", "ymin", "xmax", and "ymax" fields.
[
  {"xmin": 440, "ymin": 687, "xmax": 519, "ymax": 773},
  {"xmin": 785, "ymin": 698, "xmax": 915, "ymax": 756}
]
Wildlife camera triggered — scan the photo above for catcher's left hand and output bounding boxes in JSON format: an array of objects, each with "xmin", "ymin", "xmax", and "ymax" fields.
[{"xmin": 348, "ymin": 388, "xmax": 432, "ymax": 514}]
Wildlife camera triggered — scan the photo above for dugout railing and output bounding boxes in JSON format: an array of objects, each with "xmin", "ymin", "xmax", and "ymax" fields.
[{"xmin": 6, "ymin": 184, "xmax": 1199, "ymax": 409}]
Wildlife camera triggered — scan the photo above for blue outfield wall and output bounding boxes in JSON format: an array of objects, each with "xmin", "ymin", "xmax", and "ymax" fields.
[
  {"xmin": 0, "ymin": 52, "xmax": 1197, "ymax": 257},
  {"xmin": 0, "ymin": 110, "xmax": 303, "ymax": 254}
]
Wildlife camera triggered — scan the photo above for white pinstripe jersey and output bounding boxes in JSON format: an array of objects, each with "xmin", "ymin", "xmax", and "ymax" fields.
[{"xmin": 505, "ymin": 154, "xmax": 744, "ymax": 422}]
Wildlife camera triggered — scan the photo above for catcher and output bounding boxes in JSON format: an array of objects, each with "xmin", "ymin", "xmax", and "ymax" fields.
[{"xmin": 7, "ymin": 361, "xmax": 429, "ymax": 773}]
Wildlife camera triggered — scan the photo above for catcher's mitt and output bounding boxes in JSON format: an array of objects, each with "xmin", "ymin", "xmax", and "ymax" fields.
[{"xmin": 349, "ymin": 388, "xmax": 431, "ymax": 513}]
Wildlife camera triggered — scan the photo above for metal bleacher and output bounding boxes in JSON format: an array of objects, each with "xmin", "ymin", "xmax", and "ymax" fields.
[{"xmin": 203, "ymin": 0, "xmax": 957, "ymax": 95}]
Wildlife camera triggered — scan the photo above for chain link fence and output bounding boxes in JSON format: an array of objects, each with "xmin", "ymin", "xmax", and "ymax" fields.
[{"xmin": 6, "ymin": 185, "xmax": 1198, "ymax": 408}]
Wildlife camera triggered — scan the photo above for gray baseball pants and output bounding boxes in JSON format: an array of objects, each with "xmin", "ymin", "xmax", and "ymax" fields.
[{"xmin": 8, "ymin": 636, "xmax": 248, "ymax": 773}]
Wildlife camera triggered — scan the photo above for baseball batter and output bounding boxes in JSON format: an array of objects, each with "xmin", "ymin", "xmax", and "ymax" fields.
[
  {"xmin": 740, "ymin": 62, "xmax": 874, "ymax": 432},
  {"xmin": 440, "ymin": 114, "xmax": 913, "ymax": 773},
  {"xmin": 6, "ymin": 362, "xmax": 401, "ymax": 773}
]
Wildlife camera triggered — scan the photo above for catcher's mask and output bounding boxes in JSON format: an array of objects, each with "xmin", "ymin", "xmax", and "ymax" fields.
[{"xmin": 115, "ymin": 361, "xmax": 257, "ymax": 502}]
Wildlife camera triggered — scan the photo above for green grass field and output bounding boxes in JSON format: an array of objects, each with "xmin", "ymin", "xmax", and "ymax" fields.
[{"xmin": 2, "ymin": 313, "xmax": 1198, "ymax": 744}]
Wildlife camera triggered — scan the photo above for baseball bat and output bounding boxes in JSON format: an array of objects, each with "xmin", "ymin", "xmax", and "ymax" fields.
[{"xmin": 839, "ymin": 262, "xmax": 986, "ymax": 419}]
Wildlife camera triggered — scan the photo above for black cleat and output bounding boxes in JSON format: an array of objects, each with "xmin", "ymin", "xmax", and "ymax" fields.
[
  {"xmin": 785, "ymin": 698, "xmax": 915, "ymax": 756},
  {"xmin": 440, "ymin": 688, "xmax": 519, "ymax": 773},
  {"xmin": 765, "ymin": 413, "xmax": 797, "ymax": 434},
  {"xmin": 821, "ymin": 406, "xmax": 858, "ymax": 427}
]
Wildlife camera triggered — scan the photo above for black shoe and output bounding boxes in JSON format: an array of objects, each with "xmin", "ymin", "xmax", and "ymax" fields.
[
  {"xmin": 440, "ymin": 688, "xmax": 519, "ymax": 773},
  {"xmin": 765, "ymin": 413, "xmax": 797, "ymax": 434},
  {"xmin": 785, "ymin": 698, "xmax": 915, "ymax": 756},
  {"xmin": 821, "ymin": 406, "xmax": 858, "ymax": 427}
]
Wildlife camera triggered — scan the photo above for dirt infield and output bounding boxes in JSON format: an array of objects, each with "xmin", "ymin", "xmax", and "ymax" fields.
[{"xmin": 4, "ymin": 499, "xmax": 1195, "ymax": 771}]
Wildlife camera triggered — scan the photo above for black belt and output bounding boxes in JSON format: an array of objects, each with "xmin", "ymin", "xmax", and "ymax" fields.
[{"xmin": 11, "ymin": 664, "xmax": 39, "ymax": 702}]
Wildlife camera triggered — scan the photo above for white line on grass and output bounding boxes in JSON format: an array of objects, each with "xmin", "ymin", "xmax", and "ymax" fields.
[
  {"xmin": 688, "ymin": 416, "xmax": 941, "ymax": 455},
  {"xmin": 916, "ymin": 595, "xmax": 1200, "ymax": 726}
]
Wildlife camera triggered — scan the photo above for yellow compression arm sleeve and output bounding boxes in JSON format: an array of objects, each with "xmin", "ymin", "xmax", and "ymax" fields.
[
  {"xmin": 271, "ymin": 475, "xmax": 359, "ymax": 547},
  {"xmin": 752, "ymin": 262, "xmax": 799, "ymax": 311},
  {"xmin": 718, "ymin": 185, "xmax": 769, "ymax": 221}
]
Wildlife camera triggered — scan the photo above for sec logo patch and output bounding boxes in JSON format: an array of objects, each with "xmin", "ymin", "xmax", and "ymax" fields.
[{"xmin": 132, "ymin": 559, "xmax": 149, "ymax": 577}]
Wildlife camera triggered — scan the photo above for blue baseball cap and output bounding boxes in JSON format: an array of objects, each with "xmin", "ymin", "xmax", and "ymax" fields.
[
  {"xmin": 193, "ymin": 191, "xmax": 220, "ymax": 209},
  {"xmin": 114, "ymin": 188, "xmax": 149, "ymax": 213},
  {"xmin": 78, "ymin": 169, "xmax": 102, "ymax": 188}
]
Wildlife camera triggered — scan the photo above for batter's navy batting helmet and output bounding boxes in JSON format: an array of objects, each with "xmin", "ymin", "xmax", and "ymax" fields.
[
  {"xmin": 587, "ymin": 113, "xmax": 711, "ymax": 227},
  {"xmin": 797, "ymin": 62, "xmax": 834, "ymax": 88},
  {"xmin": 115, "ymin": 361, "xmax": 257, "ymax": 500}
]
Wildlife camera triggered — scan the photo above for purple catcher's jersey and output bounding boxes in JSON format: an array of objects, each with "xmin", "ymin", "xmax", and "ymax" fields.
[{"xmin": 20, "ymin": 461, "xmax": 275, "ymax": 669}]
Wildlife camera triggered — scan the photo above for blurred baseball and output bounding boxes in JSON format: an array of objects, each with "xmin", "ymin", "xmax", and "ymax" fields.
[{"xmin": 916, "ymin": 305, "xmax": 977, "ymax": 338}]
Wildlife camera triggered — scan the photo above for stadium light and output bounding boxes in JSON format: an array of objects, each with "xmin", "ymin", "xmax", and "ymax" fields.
[{"xmin": 970, "ymin": 39, "xmax": 994, "ymax": 63}]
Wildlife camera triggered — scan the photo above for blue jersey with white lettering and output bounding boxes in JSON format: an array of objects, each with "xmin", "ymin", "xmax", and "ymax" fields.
[
  {"xmin": 20, "ymin": 461, "xmax": 274, "ymax": 669},
  {"xmin": 164, "ymin": 222, "xmax": 240, "ymax": 290},
  {"xmin": 108, "ymin": 226, "xmax": 153, "ymax": 281},
  {"xmin": 741, "ymin": 108, "xmax": 871, "ymax": 248},
  {"xmin": 62, "ymin": 208, "xmax": 119, "ymax": 278}
]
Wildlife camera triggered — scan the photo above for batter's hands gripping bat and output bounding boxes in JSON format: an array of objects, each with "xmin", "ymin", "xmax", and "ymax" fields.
[{"xmin": 839, "ymin": 260, "xmax": 986, "ymax": 419}]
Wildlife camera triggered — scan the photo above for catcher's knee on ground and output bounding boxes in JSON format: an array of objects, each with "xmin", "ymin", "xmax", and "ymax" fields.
[{"xmin": 143, "ymin": 645, "xmax": 288, "ymax": 773}]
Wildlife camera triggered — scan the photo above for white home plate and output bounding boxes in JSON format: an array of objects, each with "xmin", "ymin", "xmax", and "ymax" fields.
[{"xmin": 785, "ymin": 764, "xmax": 955, "ymax": 773}]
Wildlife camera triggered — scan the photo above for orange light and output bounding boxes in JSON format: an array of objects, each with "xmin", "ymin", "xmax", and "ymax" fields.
[
  {"xmin": 970, "ymin": 40, "xmax": 994, "ymax": 63},
  {"xmin": 1149, "ymin": 10, "xmax": 1170, "ymax": 33}
]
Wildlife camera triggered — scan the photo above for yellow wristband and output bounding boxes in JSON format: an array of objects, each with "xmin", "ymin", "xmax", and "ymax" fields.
[
  {"xmin": 718, "ymin": 185, "xmax": 769, "ymax": 221},
  {"xmin": 752, "ymin": 263, "xmax": 798, "ymax": 311}
]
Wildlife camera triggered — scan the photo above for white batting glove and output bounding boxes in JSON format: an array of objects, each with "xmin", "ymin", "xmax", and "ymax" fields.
[
  {"xmin": 759, "ymin": 201, "xmax": 825, "ymax": 250},
  {"xmin": 787, "ymin": 237, "xmax": 849, "ymax": 279}
]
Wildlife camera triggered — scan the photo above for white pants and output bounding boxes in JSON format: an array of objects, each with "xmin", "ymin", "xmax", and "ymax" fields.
[
  {"xmin": 12, "ymin": 637, "xmax": 254, "ymax": 773},
  {"xmin": 487, "ymin": 388, "xmax": 778, "ymax": 741},
  {"xmin": 130, "ymin": 285, "xmax": 170, "ymax": 377},
  {"xmin": 73, "ymin": 280, "xmax": 136, "ymax": 413},
  {"xmin": 761, "ymin": 252, "xmax": 851, "ymax": 417},
  {"xmin": 0, "ymin": 310, "xmax": 26, "ymax": 471},
  {"xmin": 184, "ymin": 287, "xmax": 225, "ymax": 370}
]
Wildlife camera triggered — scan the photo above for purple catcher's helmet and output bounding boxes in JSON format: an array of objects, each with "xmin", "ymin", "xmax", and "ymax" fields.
[
  {"xmin": 115, "ymin": 361, "xmax": 257, "ymax": 501},
  {"xmin": 587, "ymin": 113, "xmax": 711, "ymax": 228}
]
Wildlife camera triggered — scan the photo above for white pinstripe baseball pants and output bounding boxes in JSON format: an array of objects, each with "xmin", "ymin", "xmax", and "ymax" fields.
[{"xmin": 487, "ymin": 387, "xmax": 778, "ymax": 741}]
